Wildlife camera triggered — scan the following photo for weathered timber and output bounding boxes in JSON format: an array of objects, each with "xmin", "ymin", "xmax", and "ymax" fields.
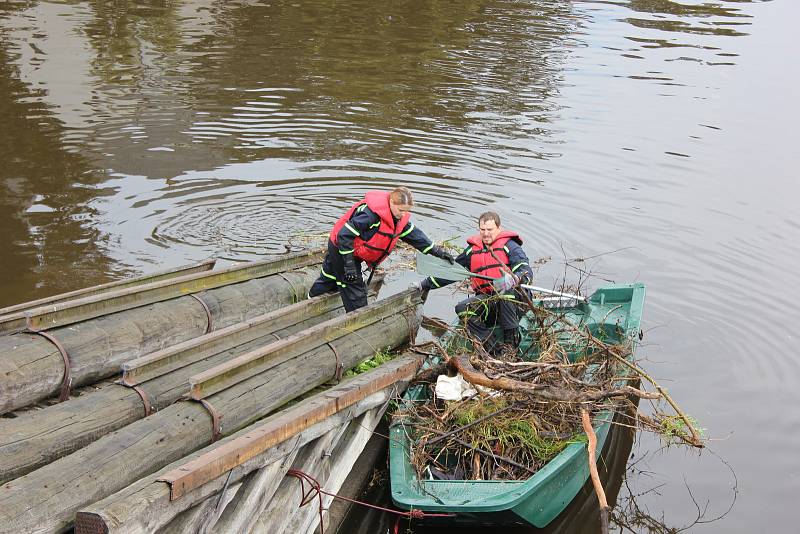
[
  {"xmin": 122, "ymin": 276, "xmax": 383, "ymax": 386},
  {"xmin": 188, "ymin": 288, "xmax": 420, "ymax": 399},
  {"xmin": 323, "ymin": 420, "xmax": 388, "ymax": 534},
  {"xmin": 0, "ymin": 249, "xmax": 321, "ymax": 335},
  {"xmin": 0, "ymin": 259, "xmax": 216, "ymax": 319},
  {"xmin": 155, "ymin": 480, "xmax": 244, "ymax": 534},
  {"xmin": 74, "ymin": 354, "xmax": 419, "ymax": 534},
  {"xmin": 163, "ymin": 339, "xmax": 422, "ymax": 499},
  {"xmin": 0, "ymin": 264, "xmax": 320, "ymax": 414},
  {"xmin": 178, "ymin": 407, "xmax": 365, "ymax": 534},
  {"xmin": 207, "ymin": 451, "xmax": 296, "ymax": 534},
  {"xmin": 271, "ymin": 407, "xmax": 385, "ymax": 534},
  {"xmin": 0, "ymin": 290, "xmax": 353, "ymax": 484},
  {"xmin": 4, "ymin": 298, "xmax": 422, "ymax": 534}
]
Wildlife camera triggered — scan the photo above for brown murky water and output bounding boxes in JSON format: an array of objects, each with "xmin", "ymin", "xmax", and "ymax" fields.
[{"xmin": 1, "ymin": 0, "xmax": 798, "ymax": 531}]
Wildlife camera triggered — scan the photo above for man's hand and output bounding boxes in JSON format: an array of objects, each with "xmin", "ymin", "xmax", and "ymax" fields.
[
  {"xmin": 430, "ymin": 246, "xmax": 455, "ymax": 264},
  {"xmin": 343, "ymin": 255, "xmax": 359, "ymax": 283}
]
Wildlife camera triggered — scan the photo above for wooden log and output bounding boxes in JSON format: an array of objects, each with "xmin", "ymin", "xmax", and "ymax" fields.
[
  {"xmin": 0, "ymin": 259, "xmax": 216, "ymax": 318},
  {"xmin": 3, "ymin": 299, "xmax": 422, "ymax": 534},
  {"xmin": 0, "ymin": 264, "xmax": 320, "ymax": 414},
  {"xmin": 75, "ymin": 360, "xmax": 416, "ymax": 534},
  {"xmin": 188, "ymin": 289, "xmax": 420, "ymax": 400},
  {"xmin": 0, "ymin": 290, "xmax": 350, "ymax": 484},
  {"xmin": 0, "ymin": 249, "xmax": 321, "ymax": 335}
]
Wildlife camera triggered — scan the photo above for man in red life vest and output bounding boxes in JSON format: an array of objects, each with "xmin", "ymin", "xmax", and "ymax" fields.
[
  {"xmin": 309, "ymin": 187, "xmax": 454, "ymax": 312},
  {"xmin": 421, "ymin": 211, "xmax": 533, "ymax": 352}
]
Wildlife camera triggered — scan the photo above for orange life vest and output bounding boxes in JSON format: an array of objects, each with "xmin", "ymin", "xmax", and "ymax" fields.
[
  {"xmin": 330, "ymin": 191, "xmax": 411, "ymax": 267},
  {"xmin": 466, "ymin": 230, "xmax": 522, "ymax": 293}
]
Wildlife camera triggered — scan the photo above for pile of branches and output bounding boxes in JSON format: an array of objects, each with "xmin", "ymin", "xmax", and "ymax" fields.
[{"xmin": 395, "ymin": 297, "xmax": 702, "ymax": 483}]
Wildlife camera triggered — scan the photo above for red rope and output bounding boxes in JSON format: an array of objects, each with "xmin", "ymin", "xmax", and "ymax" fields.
[{"xmin": 286, "ymin": 468, "xmax": 455, "ymax": 533}]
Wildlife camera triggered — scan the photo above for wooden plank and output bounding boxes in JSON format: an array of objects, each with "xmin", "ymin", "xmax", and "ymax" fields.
[
  {"xmin": 188, "ymin": 289, "xmax": 420, "ymax": 399},
  {"xmin": 0, "ymin": 259, "xmax": 216, "ymax": 319},
  {"xmin": 160, "ymin": 352, "xmax": 423, "ymax": 500},
  {"xmin": 0, "ymin": 249, "xmax": 322, "ymax": 334}
]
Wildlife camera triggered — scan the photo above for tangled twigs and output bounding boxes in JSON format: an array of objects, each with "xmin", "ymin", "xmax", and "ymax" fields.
[
  {"xmin": 543, "ymin": 310, "xmax": 705, "ymax": 448},
  {"xmin": 451, "ymin": 355, "xmax": 661, "ymax": 403},
  {"xmin": 606, "ymin": 352, "xmax": 704, "ymax": 448},
  {"xmin": 582, "ymin": 407, "xmax": 610, "ymax": 534},
  {"xmin": 413, "ymin": 424, "xmax": 537, "ymax": 474}
]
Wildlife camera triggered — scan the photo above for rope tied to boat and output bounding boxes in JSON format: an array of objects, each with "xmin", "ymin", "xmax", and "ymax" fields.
[{"xmin": 286, "ymin": 468, "xmax": 454, "ymax": 533}]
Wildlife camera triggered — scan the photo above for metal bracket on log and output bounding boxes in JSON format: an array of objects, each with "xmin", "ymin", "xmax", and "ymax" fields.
[
  {"xmin": 188, "ymin": 293, "xmax": 214, "ymax": 334},
  {"xmin": 156, "ymin": 352, "xmax": 423, "ymax": 500},
  {"xmin": 0, "ymin": 259, "xmax": 216, "ymax": 318},
  {"xmin": 276, "ymin": 272, "xmax": 301, "ymax": 303},
  {"xmin": 0, "ymin": 249, "xmax": 323, "ymax": 335},
  {"xmin": 26, "ymin": 329, "xmax": 72, "ymax": 402},
  {"xmin": 186, "ymin": 288, "xmax": 422, "ymax": 400},
  {"xmin": 327, "ymin": 342, "xmax": 343, "ymax": 382},
  {"xmin": 131, "ymin": 385, "xmax": 155, "ymax": 417},
  {"xmin": 198, "ymin": 399, "xmax": 223, "ymax": 442}
]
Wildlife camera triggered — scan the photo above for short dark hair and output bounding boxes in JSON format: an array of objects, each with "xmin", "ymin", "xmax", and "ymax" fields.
[
  {"xmin": 478, "ymin": 211, "xmax": 500, "ymax": 227},
  {"xmin": 390, "ymin": 186, "xmax": 413, "ymax": 206}
]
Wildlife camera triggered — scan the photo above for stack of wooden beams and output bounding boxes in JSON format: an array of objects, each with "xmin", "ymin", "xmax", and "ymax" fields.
[{"xmin": 0, "ymin": 250, "xmax": 425, "ymax": 534}]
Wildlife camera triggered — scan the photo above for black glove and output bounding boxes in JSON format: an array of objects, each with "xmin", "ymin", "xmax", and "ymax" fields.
[
  {"xmin": 342, "ymin": 255, "xmax": 359, "ymax": 283},
  {"xmin": 411, "ymin": 281, "xmax": 430, "ymax": 303},
  {"xmin": 430, "ymin": 246, "xmax": 455, "ymax": 264}
]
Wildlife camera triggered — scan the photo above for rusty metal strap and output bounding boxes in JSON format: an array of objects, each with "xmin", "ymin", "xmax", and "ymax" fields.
[
  {"xmin": 27, "ymin": 329, "xmax": 72, "ymax": 402},
  {"xmin": 327, "ymin": 342, "xmax": 343, "ymax": 382},
  {"xmin": 188, "ymin": 293, "xmax": 213, "ymax": 334},
  {"xmin": 131, "ymin": 385, "xmax": 155, "ymax": 417},
  {"xmin": 198, "ymin": 399, "xmax": 223, "ymax": 442},
  {"xmin": 277, "ymin": 272, "xmax": 300, "ymax": 303}
]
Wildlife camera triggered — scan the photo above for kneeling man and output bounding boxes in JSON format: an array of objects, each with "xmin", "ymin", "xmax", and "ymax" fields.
[{"xmin": 421, "ymin": 211, "xmax": 533, "ymax": 352}]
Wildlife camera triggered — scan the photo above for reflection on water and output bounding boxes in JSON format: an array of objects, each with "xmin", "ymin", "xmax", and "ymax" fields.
[{"xmin": 1, "ymin": 0, "xmax": 797, "ymax": 531}]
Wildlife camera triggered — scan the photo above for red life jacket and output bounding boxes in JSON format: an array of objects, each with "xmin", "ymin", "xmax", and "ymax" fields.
[
  {"xmin": 467, "ymin": 230, "xmax": 522, "ymax": 293},
  {"xmin": 330, "ymin": 191, "xmax": 411, "ymax": 267}
]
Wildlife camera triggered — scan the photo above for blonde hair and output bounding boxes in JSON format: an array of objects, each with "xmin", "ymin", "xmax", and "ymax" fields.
[{"xmin": 390, "ymin": 186, "xmax": 413, "ymax": 206}]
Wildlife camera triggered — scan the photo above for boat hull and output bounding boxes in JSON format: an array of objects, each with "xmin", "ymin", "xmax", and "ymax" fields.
[{"xmin": 389, "ymin": 283, "xmax": 645, "ymax": 527}]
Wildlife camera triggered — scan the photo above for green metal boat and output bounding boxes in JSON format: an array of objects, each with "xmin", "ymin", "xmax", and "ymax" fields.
[{"xmin": 389, "ymin": 283, "xmax": 646, "ymax": 527}]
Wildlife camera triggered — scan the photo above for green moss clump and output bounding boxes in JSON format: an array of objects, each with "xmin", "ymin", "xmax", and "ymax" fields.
[{"xmin": 344, "ymin": 348, "xmax": 394, "ymax": 378}]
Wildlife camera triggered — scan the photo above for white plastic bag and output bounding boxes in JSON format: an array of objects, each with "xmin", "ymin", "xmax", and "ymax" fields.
[{"xmin": 435, "ymin": 373, "xmax": 477, "ymax": 400}]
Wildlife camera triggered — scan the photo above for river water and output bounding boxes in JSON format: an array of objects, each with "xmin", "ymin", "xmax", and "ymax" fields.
[{"xmin": 1, "ymin": 0, "xmax": 797, "ymax": 532}]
